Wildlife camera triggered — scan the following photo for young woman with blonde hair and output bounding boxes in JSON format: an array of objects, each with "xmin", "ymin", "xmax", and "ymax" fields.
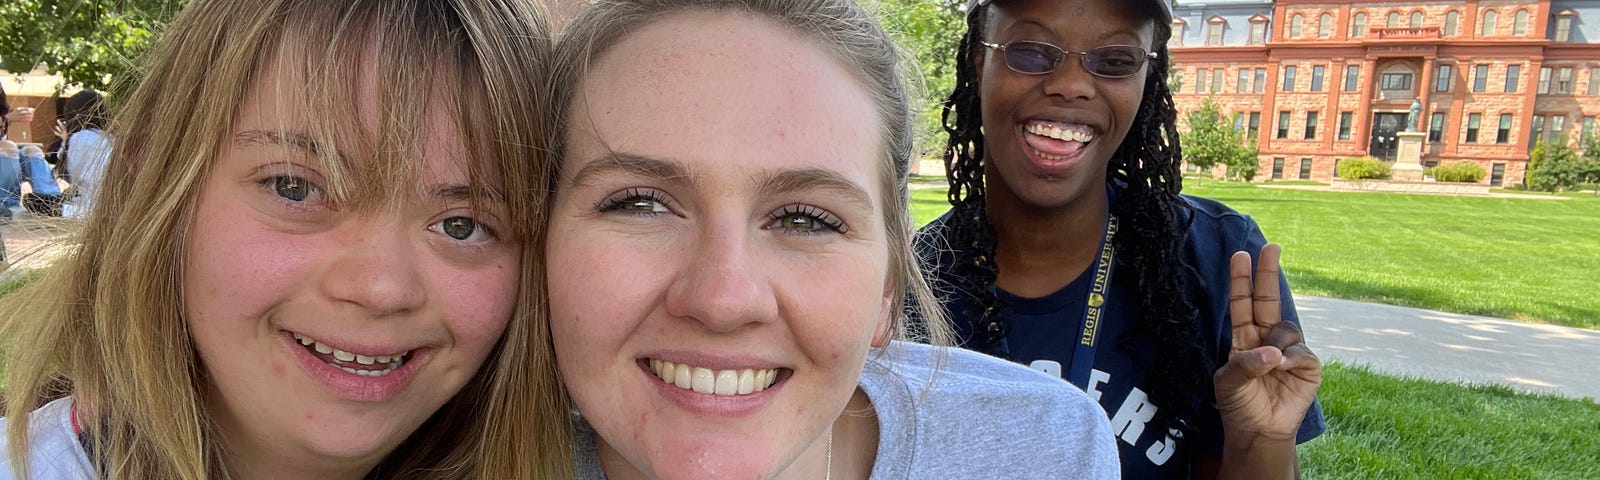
[
  {"xmin": 546, "ymin": 1, "xmax": 1119, "ymax": 478},
  {"xmin": 0, "ymin": 0, "xmax": 570, "ymax": 478}
]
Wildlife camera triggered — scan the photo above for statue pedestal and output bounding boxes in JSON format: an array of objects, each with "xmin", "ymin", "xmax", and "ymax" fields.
[{"xmin": 1392, "ymin": 131, "xmax": 1427, "ymax": 182}]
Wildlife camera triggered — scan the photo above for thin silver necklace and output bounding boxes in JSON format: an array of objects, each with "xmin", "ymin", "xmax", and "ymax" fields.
[{"xmin": 825, "ymin": 428, "xmax": 833, "ymax": 480}]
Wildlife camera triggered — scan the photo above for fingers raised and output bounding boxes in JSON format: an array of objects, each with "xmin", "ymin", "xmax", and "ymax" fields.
[
  {"xmin": 1229, "ymin": 250, "xmax": 1256, "ymax": 340},
  {"xmin": 1253, "ymin": 244, "xmax": 1283, "ymax": 328}
]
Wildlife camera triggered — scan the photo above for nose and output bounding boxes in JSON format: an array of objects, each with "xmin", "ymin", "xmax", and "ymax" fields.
[
  {"xmin": 1041, "ymin": 54, "xmax": 1098, "ymax": 101},
  {"xmin": 663, "ymin": 222, "xmax": 778, "ymax": 333},
  {"xmin": 319, "ymin": 217, "xmax": 428, "ymax": 317}
]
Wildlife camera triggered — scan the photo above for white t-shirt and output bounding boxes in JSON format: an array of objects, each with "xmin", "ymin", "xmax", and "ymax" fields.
[
  {"xmin": 0, "ymin": 397, "xmax": 95, "ymax": 479},
  {"xmin": 62, "ymin": 129, "xmax": 112, "ymax": 219}
]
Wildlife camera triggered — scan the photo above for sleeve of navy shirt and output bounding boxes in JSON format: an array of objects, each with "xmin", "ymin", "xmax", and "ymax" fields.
[{"xmin": 1182, "ymin": 195, "xmax": 1327, "ymax": 452}]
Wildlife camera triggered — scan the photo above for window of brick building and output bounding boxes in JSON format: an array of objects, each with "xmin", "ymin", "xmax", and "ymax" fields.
[
  {"xmin": 1481, "ymin": 10, "xmax": 1497, "ymax": 36},
  {"xmin": 1277, "ymin": 111, "xmax": 1291, "ymax": 139},
  {"xmin": 1491, "ymin": 163, "xmax": 1505, "ymax": 186},
  {"xmin": 1555, "ymin": 16, "xmax": 1574, "ymax": 42},
  {"xmin": 1473, "ymin": 65, "xmax": 1489, "ymax": 92},
  {"xmin": 1556, "ymin": 67, "xmax": 1574, "ymax": 95},
  {"xmin": 1551, "ymin": 115, "xmax": 1568, "ymax": 142},
  {"xmin": 1514, "ymin": 10, "xmax": 1529, "ymax": 35},
  {"xmin": 1466, "ymin": 113, "xmax": 1481, "ymax": 143},
  {"xmin": 1582, "ymin": 116, "xmax": 1595, "ymax": 144},
  {"xmin": 1171, "ymin": 69, "xmax": 1184, "ymax": 91},
  {"xmin": 1305, "ymin": 112, "xmax": 1319, "ymax": 139},
  {"xmin": 1319, "ymin": 13, "xmax": 1333, "ymax": 38},
  {"xmin": 1538, "ymin": 67, "xmax": 1551, "ymax": 94},
  {"xmin": 1531, "ymin": 115, "xmax": 1546, "ymax": 147},
  {"xmin": 1300, "ymin": 158, "xmax": 1313, "ymax": 180},
  {"xmin": 1235, "ymin": 112, "xmax": 1246, "ymax": 131},
  {"xmin": 1290, "ymin": 14, "xmax": 1304, "ymax": 38},
  {"xmin": 1311, "ymin": 65, "xmax": 1325, "ymax": 91},
  {"xmin": 1171, "ymin": 20, "xmax": 1185, "ymax": 47},
  {"xmin": 1283, "ymin": 66, "xmax": 1297, "ymax": 91},
  {"xmin": 1237, "ymin": 69, "xmax": 1250, "ymax": 93},
  {"xmin": 1497, "ymin": 114, "xmax": 1513, "ymax": 143},
  {"xmin": 1434, "ymin": 64, "xmax": 1452, "ymax": 92},
  {"xmin": 1249, "ymin": 22, "xmax": 1267, "ymax": 45},
  {"xmin": 1272, "ymin": 158, "xmax": 1285, "ymax": 179},
  {"xmin": 1429, "ymin": 112, "xmax": 1445, "ymax": 142},
  {"xmin": 1338, "ymin": 112, "xmax": 1353, "ymax": 140},
  {"xmin": 1445, "ymin": 11, "xmax": 1460, "ymax": 36},
  {"xmin": 1207, "ymin": 18, "xmax": 1226, "ymax": 45},
  {"xmin": 1505, "ymin": 65, "xmax": 1521, "ymax": 92},
  {"xmin": 1386, "ymin": 11, "xmax": 1400, "ymax": 28},
  {"xmin": 1352, "ymin": 12, "xmax": 1368, "ymax": 37},
  {"xmin": 1213, "ymin": 69, "xmax": 1225, "ymax": 93},
  {"xmin": 1197, "ymin": 68, "xmax": 1209, "ymax": 94},
  {"xmin": 1590, "ymin": 68, "xmax": 1600, "ymax": 95},
  {"xmin": 1344, "ymin": 65, "xmax": 1360, "ymax": 91},
  {"xmin": 1381, "ymin": 72, "xmax": 1412, "ymax": 90},
  {"xmin": 1411, "ymin": 11, "xmax": 1423, "ymax": 28},
  {"xmin": 1248, "ymin": 112, "xmax": 1261, "ymax": 139},
  {"xmin": 1254, "ymin": 68, "xmax": 1267, "ymax": 93}
]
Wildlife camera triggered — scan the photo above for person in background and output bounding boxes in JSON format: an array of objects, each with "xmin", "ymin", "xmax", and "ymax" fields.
[
  {"xmin": 918, "ymin": 0, "xmax": 1325, "ymax": 477},
  {"xmin": 55, "ymin": 89, "xmax": 111, "ymax": 219},
  {"xmin": 17, "ymin": 144, "xmax": 63, "ymax": 217}
]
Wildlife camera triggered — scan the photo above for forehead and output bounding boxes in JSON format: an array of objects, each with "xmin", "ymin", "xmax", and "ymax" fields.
[
  {"xmin": 568, "ymin": 10, "xmax": 881, "ymax": 181},
  {"xmin": 987, "ymin": 0, "xmax": 1155, "ymax": 44},
  {"xmin": 230, "ymin": 39, "xmax": 501, "ymax": 195}
]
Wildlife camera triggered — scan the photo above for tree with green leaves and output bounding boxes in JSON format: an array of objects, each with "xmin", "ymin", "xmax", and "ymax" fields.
[
  {"xmin": 874, "ymin": 0, "xmax": 965, "ymax": 155},
  {"xmin": 0, "ymin": 0, "xmax": 189, "ymax": 98},
  {"xmin": 1525, "ymin": 139, "xmax": 1595, "ymax": 193},
  {"xmin": 1180, "ymin": 96, "xmax": 1257, "ymax": 183},
  {"xmin": 1579, "ymin": 129, "xmax": 1600, "ymax": 196}
]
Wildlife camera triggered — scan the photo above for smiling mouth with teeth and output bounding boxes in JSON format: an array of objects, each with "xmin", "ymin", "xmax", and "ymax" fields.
[
  {"xmin": 648, "ymin": 359, "xmax": 779, "ymax": 397},
  {"xmin": 1024, "ymin": 121, "xmax": 1096, "ymax": 161},
  {"xmin": 293, "ymin": 332, "xmax": 411, "ymax": 378}
]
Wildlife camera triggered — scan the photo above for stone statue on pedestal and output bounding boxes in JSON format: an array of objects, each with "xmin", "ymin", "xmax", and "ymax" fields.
[{"xmin": 1406, "ymin": 99, "xmax": 1423, "ymax": 132}]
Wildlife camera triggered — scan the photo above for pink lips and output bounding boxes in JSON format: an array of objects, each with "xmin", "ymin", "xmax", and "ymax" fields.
[{"xmin": 283, "ymin": 332, "xmax": 428, "ymax": 402}]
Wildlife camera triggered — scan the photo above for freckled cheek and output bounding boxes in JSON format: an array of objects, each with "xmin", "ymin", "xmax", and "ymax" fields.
[{"xmin": 437, "ymin": 260, "xmax": 521, "ymax": 351}]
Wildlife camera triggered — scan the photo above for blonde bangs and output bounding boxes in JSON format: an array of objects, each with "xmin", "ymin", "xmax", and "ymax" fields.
[{"xmin": 258, "ymin": 2, "xmax": 506, "ymax": 219}]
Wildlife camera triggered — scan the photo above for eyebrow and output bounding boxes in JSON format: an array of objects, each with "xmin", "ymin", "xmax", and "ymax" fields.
[
  {"xmin": 433, "ymin": 184, "xmax": 508, "ymax": 206},
  {"xmin": 756, "ymin": 167, "xmax": 873, "ymax": 211},
  {"xmin": 567, "ymin": 151, "xmax": 873, "ymax": 209},
  {"xmin": 1008, "ymin": 18, "xmax": 1146, "ymax": 44},
  {"xmin": 234, "ymin": 130, "xmax": 330, "ymax": 158},
  {"xmin": 566, "ymin": 152, "xmax": 695, "ymax": 188}
]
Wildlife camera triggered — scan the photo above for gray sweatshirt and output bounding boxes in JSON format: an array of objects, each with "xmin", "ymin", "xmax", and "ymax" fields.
[{"xmin": 575, "ymin": 341, "xmax": 1119, "ymax": 479}]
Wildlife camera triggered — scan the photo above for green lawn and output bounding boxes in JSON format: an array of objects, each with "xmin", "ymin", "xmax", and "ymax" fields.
[
  {"xmin": 909, "ymin": 183, "xmax": 1600, "ymax": 329},
  {"xmin": 1300, "ymin": 363, "xmax": 1600, "ymax": 479}
]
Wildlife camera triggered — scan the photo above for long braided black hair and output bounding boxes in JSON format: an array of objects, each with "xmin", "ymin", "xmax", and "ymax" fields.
[{"xmin": 940, "ymin": 2, "xmax": 1207, "ymax": 437}]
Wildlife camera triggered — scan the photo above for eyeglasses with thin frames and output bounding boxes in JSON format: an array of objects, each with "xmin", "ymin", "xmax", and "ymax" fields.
[{"xmin": 978, "ymin": 40, "xmax": 1157, "ymax": 79}]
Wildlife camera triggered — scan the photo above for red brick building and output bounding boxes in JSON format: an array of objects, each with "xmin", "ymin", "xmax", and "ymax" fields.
[{"xmin": 1170, "ymin": 0, "xmax": 1600, "ymax": 186}]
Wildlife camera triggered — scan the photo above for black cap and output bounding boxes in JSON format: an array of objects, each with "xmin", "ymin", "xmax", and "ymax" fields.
[{"xmin": 966, "ymin": 0, "xmax": 1174, "ymax": 22}]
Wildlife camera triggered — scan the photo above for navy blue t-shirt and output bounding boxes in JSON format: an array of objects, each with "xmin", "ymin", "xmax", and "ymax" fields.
[{"xmin": 916, "ymin": 195, "xmax": 1326, "ymax": 478}]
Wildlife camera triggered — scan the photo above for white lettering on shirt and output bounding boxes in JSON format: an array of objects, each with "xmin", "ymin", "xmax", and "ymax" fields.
[{"xmin": 1108, "ymin": 387, "xmax": 1157, "ymax": 445}]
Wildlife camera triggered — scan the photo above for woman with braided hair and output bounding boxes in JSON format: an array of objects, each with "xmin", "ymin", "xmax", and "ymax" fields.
[{"xmin": 917, "ymin": 0, "xmax": 1326, "ymax": 478}]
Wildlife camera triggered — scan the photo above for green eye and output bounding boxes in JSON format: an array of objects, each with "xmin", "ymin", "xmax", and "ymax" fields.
[
  {"xmin": 273, "ymin": 176, "xmax": 317, "ymax": 202},
  {"xmin": 441, "ymin": 217, "xmax": 478, "ymax": 240}
]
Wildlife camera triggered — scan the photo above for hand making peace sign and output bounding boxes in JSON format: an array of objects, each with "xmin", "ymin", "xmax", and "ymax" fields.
[{"xmin": 1213, "ymin": 244, "xmax": 1323, "ymax": 442}]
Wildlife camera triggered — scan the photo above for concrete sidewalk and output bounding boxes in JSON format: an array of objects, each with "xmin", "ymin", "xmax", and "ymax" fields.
[{"xmin": 1298, "ymin": 295, "xmax": 1600, "ymax": 402}]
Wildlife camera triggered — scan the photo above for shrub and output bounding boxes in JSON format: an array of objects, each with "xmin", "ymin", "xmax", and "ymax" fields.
[
  {"xmin": 1424, "ymin": 162, "xmax": 1487, "ymax": 183},
  {"xmin": 1337, "ymin": 156, "xmax": 1391, "ymax": 180}
]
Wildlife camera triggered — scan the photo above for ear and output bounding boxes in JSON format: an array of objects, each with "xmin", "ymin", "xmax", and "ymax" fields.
[{"xmin": 872, "ymin": 279, "xmax": 895, "ymax": 349}]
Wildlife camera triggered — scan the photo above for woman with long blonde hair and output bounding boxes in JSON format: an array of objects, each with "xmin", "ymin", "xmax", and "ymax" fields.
[{"xmin": 0, "ymin": 0, "xmax": 570, "ymax": 478}]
